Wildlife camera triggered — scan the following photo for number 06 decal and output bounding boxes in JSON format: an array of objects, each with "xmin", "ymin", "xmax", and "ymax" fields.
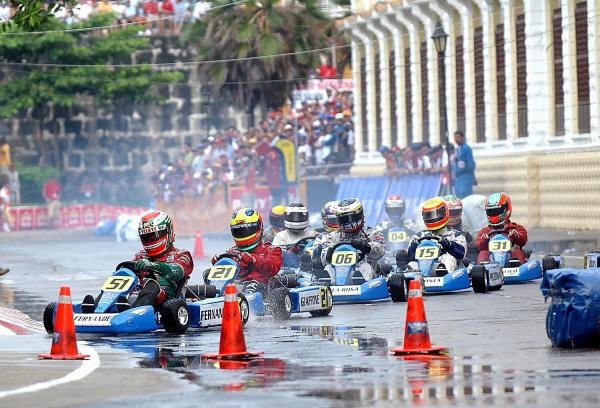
[
  {"xmin": 415, "ymin": 247, "xmax": 440, "ymax": 260},
  {"xmin": 331, "ymin": 251, "xmax": 357, "ymax": 266},
  {"xmin": 102, "ymin": 276, "xmax": 134, "ymax": 292},
  {"xmin": 207, "ymin": 265, "xmax": 237, "ymax": 280}
]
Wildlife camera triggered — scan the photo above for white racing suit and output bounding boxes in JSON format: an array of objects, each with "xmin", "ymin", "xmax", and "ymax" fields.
[
  {"xmin": 406, "ymin": 228, "xmax": 467, "ymax": 272},
  {"xmin": 320, "ymin": 228, "xmax": 386, "ymax": 280},
  {"xmin": 272, "ymin": 228, "xmax": 318, "ymax": 248}
]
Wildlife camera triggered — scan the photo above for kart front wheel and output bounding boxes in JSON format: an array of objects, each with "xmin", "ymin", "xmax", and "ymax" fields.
[
  {"xmin": 471, "ymin": 265, "xmax": 488, "ymax": 294},
  {"xmin": 542, "ymin": 255, "xmax": 559, "ymax": 274},
  {"xmin": 388, "ymin": 273, "xmax": 407, "ymax": 302},
  {"xmin": 43, "ymin": 303, "xmax": 56, "ymax": 334},
  {"xmin": 162, "ymin": 299, "xmax": 189, "ymax": 334},
  {"xmin": 270, "ymin": 288, "xmax": 292, "ymax": 320},
  {"xmin": 238, "ymin": 294, "xmax": 250, "ymax": 326},
  {"xmin": 310, "ymin": 286, "xmax": 333, "ymax": 317}
]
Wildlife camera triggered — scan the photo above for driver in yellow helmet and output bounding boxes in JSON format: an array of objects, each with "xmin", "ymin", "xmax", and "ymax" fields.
[{"xmin": 263, "ymin": 204, "xmax": 286, "ymax": 244}]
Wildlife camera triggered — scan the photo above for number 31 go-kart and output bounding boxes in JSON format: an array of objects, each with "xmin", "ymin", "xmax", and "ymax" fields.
[
  {"xmin": 196, "ymin": 253, "xmax": 333, "ymax": 320},
  {"xmin": 473, "ymin": 232, "xmax": 542, "ymax": 286},
  {"xmin": 43, "ymin": 261, "xmax": 250, "ymax": 335}
]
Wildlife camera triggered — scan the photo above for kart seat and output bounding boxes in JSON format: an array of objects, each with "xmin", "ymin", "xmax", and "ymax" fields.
[{"xmin": 508, "ymin": 259, "xmax": 522, "ymax": 268}]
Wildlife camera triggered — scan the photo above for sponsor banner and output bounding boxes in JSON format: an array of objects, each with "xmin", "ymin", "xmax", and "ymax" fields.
[
  {"xmin": 18, "ymin": 207, "xmax": 35, "ymax": 230},
  {"xmin": 73, "ymin": 313, "xmax": 117, "ymax": 327},
  {"xmin": 33, "ymin": 206, "xmax": 48, "ymax": 229},
  {"xmin": 503, "ymin": 268, "xmax": 519, "ymax": 277},
  {"xmin": 199, "ymin": 301, "xmax": 224, "ymax": 327},
  {"xmin": 331, "ymin": 285, "xmax": 361, "ymax": 296},
  {"xmin": 274, "ymin": 138, "xmax": 296, "ymax": 183},
  {"xmin": 298, "ymin": 289, "xmax": 322, "ymax": 312},
  {"xmin": 61, "ymin": 205, "xmax": 82, "ymax": 228}
]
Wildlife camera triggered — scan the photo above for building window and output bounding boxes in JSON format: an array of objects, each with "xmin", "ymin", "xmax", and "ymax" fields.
[
  {"xmin": 389, "ymin": 51, "xmax": 398, "ymax": 146},
  {"xmin": 420, "ymin": 41, "xmax": 429, "ymax": 143},
  {"xmin": 496, "ymin": 23, "xmax": 506, "ymax": 140},
  {"xmin": 516, "ymin": 13, "xmax": 528, "ymax": 137},
  {"xmin": 474, "ymin": 26, "xmax": 485, "ymax": 142},
  {"xmin": 360, "ymin": 56, "xmax": 368, "ymax": 151},
  {"xmin": 405, "ymin": 47, "xmax": 413, "ymax": 145},
  {"xmin": 575, "ymin": 1, "xmax": 590, "ymax": 134},
  {"xmin": 455, "ymin": 35, "xmax": 466, "ymax": 133},
  {"xmin": 553, "ymin": 7, "xmax": 564, "ymax": 136}
]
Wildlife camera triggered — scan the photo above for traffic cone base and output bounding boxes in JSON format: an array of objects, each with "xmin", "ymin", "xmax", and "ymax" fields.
[
  {"xmin": 390, "ymin": 345, "xmax": 447, "ymax": 356},
  {"xmin": 39, "ymin": 286, "xmax": 89, "ymax": 360},
  {"xmin": 202, "ymin": 350, "xmax": 264, "ymax": 361}
]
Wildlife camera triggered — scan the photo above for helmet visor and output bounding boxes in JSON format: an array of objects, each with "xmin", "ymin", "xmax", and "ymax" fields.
[
  {"xmin": 449, "ymin": 208, "xmax": 462, "ymax": 218},
  {"xmin": 337, "ymin": 212, "xmax": 360, "ymax": 228},
  {"xmin": 486, "ymin": 205, "xmax": 506, "ymax": 217},
  {"xmin": 423, "ymin": 207, "xmax": 447, "ymax": 224},
  {"xmin": 285, "ymin": 212, "xmax": 308, "ymax": 223},
  {"xmin": 231, "ymin": 222, "xmax": 259, "ymax": 239},
  {"xmin": 139, "ymin": 226, "xmax": 167, "ymax": 245}
]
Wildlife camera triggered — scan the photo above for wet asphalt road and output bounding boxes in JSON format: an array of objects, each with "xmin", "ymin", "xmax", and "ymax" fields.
[{"xmin": 1, "ymin": 230, "xmax": 600, "ymax": 407}]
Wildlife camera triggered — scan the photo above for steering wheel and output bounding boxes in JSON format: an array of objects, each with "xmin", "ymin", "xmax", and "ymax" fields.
[
  {"xmin": 329, "ymin": 241, "xmax": 366, "ymax": 264},
  {"xmin": 214, "ymin": 252, "xmax": 241, "ymax": 263},
  {"xmin": 488, "ymin": 230, "xmax": 508, "ymax": 239},
  {"xmin": 417, "ymin": 235, "xmax": 441, "ymax": 243},
  {"xmin": 115, "ymin": 261, "xmax": 158, "ymax": 281},
  {"xmin": 284, "ymin": 236, "xmax": 316, "ymax": 251}
]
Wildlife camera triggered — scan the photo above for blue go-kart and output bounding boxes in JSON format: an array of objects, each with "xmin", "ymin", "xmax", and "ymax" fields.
[
  {"xmin": 385, "ymin": 226, "xmax": 412, "ymax": 255},
  {"xmin": 401, "ymin": 236, "xmax": 472, "ymax": 293},
  {"xmin": 476, "ymin": 232, "xmax": 542, "ymax": 285},
  {"xmin": 321, "ymin": 243, "xmax": 390, "ymax": 304},
  {"xmin": 199, "ymin": 253, "xmax": 333, "ymax": 320},
  {"xmin": 43, "ymin": 261, "xmax": 250, "ymax": 335}
]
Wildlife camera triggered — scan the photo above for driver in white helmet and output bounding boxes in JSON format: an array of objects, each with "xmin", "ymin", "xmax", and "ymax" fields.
[{"xmin": 272, "ymin": 203, "xmax": 317, "ymax": 250}]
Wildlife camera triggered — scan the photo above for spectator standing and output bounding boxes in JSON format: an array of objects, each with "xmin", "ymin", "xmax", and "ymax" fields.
[
  {"xmin": 192, "ymin": 0, "xmax": 210, "ymax": 20},
  {"xmin": 173, "ymin": 0, "xmax": 189, "ymax": 34},
  {"xmin": 0, "ymin": 1, "xmax": 11, "ymax": 22},
  {"xmin": 143, "ymin": 0, "xmax": 159, "ymax": 32},
  {"xmin": 42, "ymin": 178, "xmax": 62, "ymax": 228},
  {"xmin": 7, "ymin": 164, "xmax": 19, "ymax": 205},
  {"xmin": 181, "ymin": 142, "xmax": 194, "ymax": 167},
  {"xmin": 452, "ymin": 131, "xmax": 476, "ymax": 198},
  {"xmin": 160, "ymin": 0, "xmax": 174, "ymax": 33},
  {"xmin": 0, "ymin": 137, "xmax": 10, "ymax": 174},
  {"xmin": 0, "ymin": 174, "xmax": 10, "ymax": 232}
]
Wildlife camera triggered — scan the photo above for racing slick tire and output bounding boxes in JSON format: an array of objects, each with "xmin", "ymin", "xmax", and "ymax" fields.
[
  {"xmin": 161, "ymin": 298, "xmax": 190, "ymax": 334},
  {"xmin": 238, "ymin": 293, "xmax": 250, "ymax": 326},
  {"xmin": 43, "ymin": 302, "xmax": 56, "ymax": 334},
  {"xmin": 309, "ymin": 286, "xmax": 333, "ymax": 317},
  {"xmin": 542, "ymin": 254, "xmax": 559, "ymax": 274},
  {"xmin": 471, "ymin": 265, "xmax": 488, "ymax": 294},
  {"xmin": 270, "ymin": 287, "xmax": 292, "ymax": 320},
  {"xmin": 388, "ymin": 273, "xmax": 407, "ymax": 302}
]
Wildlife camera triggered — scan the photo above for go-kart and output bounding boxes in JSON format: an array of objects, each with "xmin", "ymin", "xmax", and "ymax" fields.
[
  {"xmin": 281, "ymin": 236, "xmax": 317, "ymax": 269},
  {"xmin": 476, "ymin": 232, "xmax": 542, "ymax": 284},
  {"xmin": 319, "ymin": 242, "xmax": 391, "ymax": 303},
  {"xmin": 399, "ymin": 236, "xmax": 472, "ymax": 294},
  {"xmin": 385, "ymin": 226, "xmax": 412, "ymax": 254},
  {"xmin": 195, "ymin": 253, "xmax": 333, "ymax": 320},
  {"xmin": 43, "ymin": 261, "xmax": 249, "ymax": 335}
]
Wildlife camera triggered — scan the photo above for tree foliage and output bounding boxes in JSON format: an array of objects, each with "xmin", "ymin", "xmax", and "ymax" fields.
[
  {"xmin": 5, "ymin": 0, "xmax": 77, "ymax": 31},
  {"xmin": 195, "ymin": 0, "xmax": 345, "ymax": 113}
]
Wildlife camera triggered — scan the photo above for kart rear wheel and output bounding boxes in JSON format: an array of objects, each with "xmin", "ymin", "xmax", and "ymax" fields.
[
  {"xmin": 238, "ymin": 294, "xmax": 250, "ymax": 326},
  {"xmin": 310, "ymin": 286, "xmax": 333, "ymax": 317},
  {"xmin": 471, "ymin": 265, "xmax": 488, "ymax": 294},
  {"xmin": 542, "ymin": 255, "xmax": 559, "ymax": 274},
  {"xmin": 270, "ymin": 287, "xmax": 292, "ymax": 320},
  {"xmin": 388, "ymin": 273, "xmax": 407, "ymax": 302},
  {"xmin": 162, "ymin": 299, "xmax": 189, "ymax": 334},
  {"xmin": 43, "ymin": 303, "xmax": 55, "ymax": 334}
]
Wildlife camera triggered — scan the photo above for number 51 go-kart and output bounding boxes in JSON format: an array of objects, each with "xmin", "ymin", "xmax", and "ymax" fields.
[{"xmin": 43, "ymin": 261, "xmax": 250, "ymax": 335}]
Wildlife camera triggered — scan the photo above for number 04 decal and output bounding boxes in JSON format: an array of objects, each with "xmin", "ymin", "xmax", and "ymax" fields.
[
  {"xmin": 102, "ymin": 276, "xmax": 134, "ymax": 292},
  {"xmin": 331, "ymin": 251, "xmax": 357, "ymax": 266},
  {"xmin": 415, "ymin": 247, "xmax": 440, "ymax": 260}
]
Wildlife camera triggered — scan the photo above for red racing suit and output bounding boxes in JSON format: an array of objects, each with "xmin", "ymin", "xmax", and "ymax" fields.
[
  {"xmin": 133, "ymin": 246, "xmax": 194, "ymax": 301},
  {"xmin": 475, "ymin": 221, "xmax": 528, "ymax": 264},
  {"xmin": 221, "ymin": 242, "xmax": 282, "ymax": 285}
]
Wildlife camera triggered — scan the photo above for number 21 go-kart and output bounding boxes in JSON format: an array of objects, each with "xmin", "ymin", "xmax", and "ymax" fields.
[
  {"xmin": 473, "ymin": 232, "xmax": 542, "ymax": 287},
  {"xmin": 196, "ymin": 253, "xmax": 333, "ymax": 320},
  {"xmin": 43, "ymin": 261, "xmax": 250, "ymax": 335}
]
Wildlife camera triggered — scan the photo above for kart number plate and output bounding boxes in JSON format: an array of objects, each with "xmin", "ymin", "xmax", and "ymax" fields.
[
  {"xmin": 207, "ymin": 265, "xmax": 237, "ymax": 280},
  {"xmin": 73, "ymin": 313, "xmax": 117, "ymax": 326},
  {"xmin": 489, "ymin": 240, "xmax": 511, "ymax": 252},
  {"xmin": 330, "ymin": 285, "xmax": 361, "ymax": 296},
  {"xmin": 331, "ymin": 251, "xmax": 357, "ymax": 266},
  {"xmin": 424, "ymin": 277, "xmax": 444, "ymax": 287},
  {"xmin": 101, "ymin": 276, "xmax": 135, "ymax": 292},
  {"xmin": 415, "ymin": 247, "xmax": 440, "ymax": 260},
  {"xmin": 388, "ymin": 231, "xmax": 407, "ymax": 243},
  {"xmin": 503, "ymin": 267, "xmax": 519, "ymax": 277}
]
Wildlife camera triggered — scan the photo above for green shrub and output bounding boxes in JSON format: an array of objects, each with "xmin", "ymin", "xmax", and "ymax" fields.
[{"xmin": 16, "ymin": 164, "xmax": 61, "ymax": 204}]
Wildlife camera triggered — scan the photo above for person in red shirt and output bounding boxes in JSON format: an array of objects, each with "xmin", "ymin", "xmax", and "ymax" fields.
[
  {"xmin": 475, "ymin": 192, "xmax": 528, "ymax": 264},
  {"xmin": 212, "ymin": 208, "xmax": 282, "ymax": 294},
  {"xmin": 42, "ymin": 178, "xmax": 61, "ymax": 228},
  {"xmin": 159, "ymin": 0, "xmax": 174, "ymax": 32}
]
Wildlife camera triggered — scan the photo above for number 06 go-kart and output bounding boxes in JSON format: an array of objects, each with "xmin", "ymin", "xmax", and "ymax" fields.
[
  {"xmin": 43, "ymin": 261, "xmax": 250, "ymax": 335},
  {"xmin": 472, "ymin": 232, "xmax": 542, "ymax": 287},
  {"xmin": 194, "ymin": 253, "xmax": 333, "ymax": 320}
]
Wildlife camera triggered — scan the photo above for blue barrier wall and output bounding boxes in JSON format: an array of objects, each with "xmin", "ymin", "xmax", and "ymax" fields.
[{"xmin": 335, "ymin": 174, "xmax": 442, "ymax": 227}]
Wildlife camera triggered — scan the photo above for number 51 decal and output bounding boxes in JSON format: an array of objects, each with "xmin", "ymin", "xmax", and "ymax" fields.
[{"xmin": 102, "ymin": 276, "xmax": 134, "ymax": 292}]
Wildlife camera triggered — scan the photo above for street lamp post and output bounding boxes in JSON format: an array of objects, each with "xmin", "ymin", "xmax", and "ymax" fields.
[
  {"xmin": 431, "ymin": 21, "xmax": 451, "ymax": 193},
  {"xmin": 201, "ymin": 86, "xmax": 212, "ymax": 138}
]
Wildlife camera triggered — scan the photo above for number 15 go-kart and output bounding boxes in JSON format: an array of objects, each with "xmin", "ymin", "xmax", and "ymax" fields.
[{"xmin": 43, "ymin": 261, "xmax": 251, "ymax": 335}]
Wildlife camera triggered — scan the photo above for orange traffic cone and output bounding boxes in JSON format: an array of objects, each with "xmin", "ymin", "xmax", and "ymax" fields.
[
  {"xmin": 390, "ymin": 279, "xmax": 447, "ymax": 356},
  {"xmin": 193, "ymin": 230, "xmax": 205, "ymax": 259},
  {"xmin": 202, "ymin": 284, "xmax": 262, "ymax": 361},
  {"xmin": 39, "ymin": 286, "xmax": 89, "ymax": 360}
]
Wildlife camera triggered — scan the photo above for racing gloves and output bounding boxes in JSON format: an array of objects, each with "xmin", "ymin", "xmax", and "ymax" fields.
[
  {"xmin": 350, "ymin": 239, "xmax": 372, "ymax": 254},
  {"xmin": 440, "ymin": 237, "xmax": 452, "ymax": 250},
  {"xmin": 135, "ymin": 259, "xmax": 182, "ymax": 281},
  {"xmin": 238, "ymin": 252, "xmax": 256, "ymax": 268},
  {"xmin": 508, "ymin": 229, "xmax": 520, "ymax": 241}
]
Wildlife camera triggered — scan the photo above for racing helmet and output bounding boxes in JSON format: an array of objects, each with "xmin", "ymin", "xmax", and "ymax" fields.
[
  {"xmin": 284, "ymin": 203, "xmax": 309, "ymax": 232},
  {"xmin": 485, "ymin": 192, "xmax": 512, "ymax": 227},
  {"xmin": 230, "ymin": 208, "xmax": 263, "ymax": 251},
  {"xmin": 269, "ymin": 204, "xmax": 286, "ymax": 231},
  {"xmin": 443, "ymin": 194, "xmax": 463, "ymax": 228},
  {"xmin": 321, "ymin": 201, "xmax": 339, "ymax": 232},
  {"xmin": 421, "ymin": 197, "xmax": 449, "ymax": 231},
  {"xmin": 385, "ymin": 195, "xmax": 406, "ymax": 223},
  {"xmin": 138, "ymin": 210, "xmax": 175, "ymax": 257},
  {"xmin": 336, "ymin": 198, "xmax": 364, "ymax": 233}
]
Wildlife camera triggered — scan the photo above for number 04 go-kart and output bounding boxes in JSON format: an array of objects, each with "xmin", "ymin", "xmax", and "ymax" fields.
[{"xmin": 43, "ymin": 260, "xmax": 250, "ymax": 335}]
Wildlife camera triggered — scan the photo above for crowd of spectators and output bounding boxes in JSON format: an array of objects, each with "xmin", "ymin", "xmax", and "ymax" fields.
[
  {"xmin": 153, "ymin": 88, "xmax": 355, "ymax": 204},
  {"xmin": 379, "ymin": 141, "xmax": 455, "ymax": 177}
]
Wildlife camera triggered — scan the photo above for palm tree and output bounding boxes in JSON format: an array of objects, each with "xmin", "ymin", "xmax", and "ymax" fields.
[{"xmin": 196, "ymin": 0, "xmax": 344, "ymax": 122}]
